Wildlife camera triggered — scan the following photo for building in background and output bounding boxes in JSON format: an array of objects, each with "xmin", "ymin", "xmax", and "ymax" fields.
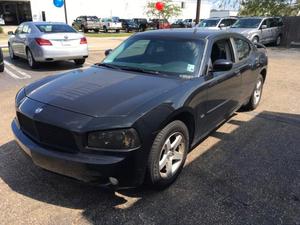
[
  {"xmin": 0, "ymin": 0, "xmax": 212, "ymax": 25},
  {"xmin": 210, "ymin": 9, "xmax": 238, "ymax": 18}
]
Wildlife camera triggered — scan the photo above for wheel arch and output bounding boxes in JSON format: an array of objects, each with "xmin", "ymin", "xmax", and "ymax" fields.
[
  {"xmin": 260, "ymin": 68, "xmax": 267, "ymax": 82},
  {"xmin": 159, "ymin": 108, "xmax": 196, "ymax": 147}
]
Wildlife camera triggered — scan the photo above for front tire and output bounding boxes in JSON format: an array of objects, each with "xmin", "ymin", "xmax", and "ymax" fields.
[
  {"xmin": 74, "ymin": 59, "xmax": 85, "ymax": 66},
  {"xmin": 9, "ymin": 44, "xmax": 17, "ymax": 60},
  {"xmin": 274, "ymin": 35, "xmax": 281, "ymax": 46},
  {"xmin": 26, "ymin": 49, "xmax": 38, "ymax": 69},
  {"xmin": 147, "ymin": 120, "xmax": 189, "ymax": 189},
  {"xmin": 244, "ymin": 74, "xmax": 264, "ymax": 111},
  {"xmin": 252, "ymin": 36, "xmax": 259, "ymax": 43}
]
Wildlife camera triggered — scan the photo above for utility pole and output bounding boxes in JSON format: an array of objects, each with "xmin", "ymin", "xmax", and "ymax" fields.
[
  {"xmin": 64, "ymin": 0, "xmax": 68, "ymax": 24},
  {"xmin": 195, "ymin": 0, "xmax": 201, "ymax": 24}
]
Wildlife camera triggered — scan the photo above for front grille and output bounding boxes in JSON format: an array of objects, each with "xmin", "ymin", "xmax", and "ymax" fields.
[{"xmin": 17, "ymin": 112, "xmax": 79, "ymax": 153}]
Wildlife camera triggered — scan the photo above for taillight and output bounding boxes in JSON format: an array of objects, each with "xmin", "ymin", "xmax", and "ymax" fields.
[
  {"xmin": 35, "ymin": 38, "xmax": 52, "ymax": 46},
  {"xmin": 80, "ymin": 37, "xmax": 87, "ymax": 44}
]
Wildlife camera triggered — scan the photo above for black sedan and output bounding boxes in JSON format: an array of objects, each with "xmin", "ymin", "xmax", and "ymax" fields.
[
  {"xmin": 0, "ymin": 48, "xmax": 4, "ymax": 72},
  {"xmin": 12, "ymin": 29, "xmax": 268, "ymax": 189}
]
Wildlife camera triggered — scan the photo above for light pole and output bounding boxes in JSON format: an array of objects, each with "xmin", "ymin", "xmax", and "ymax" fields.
[
  {"xmin": 195, "ymin": 0, "xmax": 201, "ymax": 24},
  {"xmin": 64, "ymin": 0, "xmax": 68, "ymax": 24}
]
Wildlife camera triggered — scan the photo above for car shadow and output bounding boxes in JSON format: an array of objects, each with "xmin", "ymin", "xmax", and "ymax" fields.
[
  {"xmin": 3, "ymin": 56, "xmax": 87, "ymax": 72},
  {"xmin": 0, "ymin": 111, "xmax": 299, "ymax": 224}
]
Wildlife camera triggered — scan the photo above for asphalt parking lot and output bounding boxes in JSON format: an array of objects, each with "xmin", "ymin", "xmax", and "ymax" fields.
[{"xmin": 0, "ymin": 43, "xmax": 299, "ymax": 225}]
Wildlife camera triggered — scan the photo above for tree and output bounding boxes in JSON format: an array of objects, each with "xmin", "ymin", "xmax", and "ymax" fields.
[
  {"xmin": 146, "ymin": 0, "xmax": 182, "ymax": 21},
  {"xmin": 239, "ymin": 0, "xmax": 300, "ymax": 16}
]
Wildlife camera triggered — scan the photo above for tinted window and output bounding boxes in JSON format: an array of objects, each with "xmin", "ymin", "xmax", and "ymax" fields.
[
  {"xmin": 87, "ymin": 16, "xmax": 98, "ymax": 21},
  {"xmin": 211, "ymin": 39, "xmax": 233, "ymax": 63},
  {"xmin": 234, "ymin": 38, "xmax": 251, "ymax": 61},
  {"xmin": 221, "ymin": 19, "xmax": 235, "ymax": 27},
  {"xmin": 198, "ymin": 19, "xmax": 220, "ymax": 27},
  {"xmin": 261, "ymin": 19, "xmax": 271, "ymax": 28},
  {"xmin": 22, "ymin": 25, "xmax": 31, "ymax": 34},
  {"xmin": 36, "ymin": 24, "xmax": 76, "ymax": 33},
  {"xmin": 15, "ymin": 25, "xmax": 23, "ymax": 34},
  {"xmin": 232, "ymin": 18, "xmax": 262, "ymax": 28},
  {"xmin": 103, "ymin": 37, "xmax": 205, "ymax": 77}
]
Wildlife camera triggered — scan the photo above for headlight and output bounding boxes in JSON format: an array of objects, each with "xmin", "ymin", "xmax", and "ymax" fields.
[
  {"xmin": 87, "ymin": 128, "xmax": 141, "ymax": 150},
  {"xmin": 15, "ymin": 88, "xmax": 26, "ymax": 107}
]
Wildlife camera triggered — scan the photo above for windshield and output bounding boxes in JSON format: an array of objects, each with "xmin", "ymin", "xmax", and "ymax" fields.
[
  {"xmin": 36, "ymin": 24, "xmax": 76, "ymax": 33},
  {"xmin": 87, "ymin": 16, "xmax": 98, "ymax": 21},
  {"xmin": 231, "ymin": 19, "xmax": 262, "ymax": 28},
  {"xmin": 198, "ymin": 19, "xmax": 220, "ymax": 27},
  {"xmin": 102, "ymin": 37, "xmax": 205, "ymax": 78}
]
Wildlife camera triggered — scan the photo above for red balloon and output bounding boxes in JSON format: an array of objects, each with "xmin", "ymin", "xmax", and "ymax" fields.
[{"xmin": 155, "ymin": 2, "xmax": 164, "ymax": 11}]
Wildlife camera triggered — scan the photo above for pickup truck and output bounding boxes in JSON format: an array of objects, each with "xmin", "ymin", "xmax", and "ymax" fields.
[
  {"xmin": 100, "ymin": 18, "xmax": 122, "ymax": 33},
  {"xmin": 72, "ymin": 16, "xmax": 101, "ymax": 33}
]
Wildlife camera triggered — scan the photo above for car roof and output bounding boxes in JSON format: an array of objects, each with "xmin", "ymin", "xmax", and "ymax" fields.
[
  {"xmin": 24, "ymin": 22, "xmax": 67, "ymax": 26},
  {"xmin": 134, "ymin": 28, "xmax": 240, "ymax": 40}
]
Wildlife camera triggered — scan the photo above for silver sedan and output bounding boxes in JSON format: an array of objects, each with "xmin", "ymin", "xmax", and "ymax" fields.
[{"xmin": 8, "ymin": 22, "xmax": 88, "ymax": 68}]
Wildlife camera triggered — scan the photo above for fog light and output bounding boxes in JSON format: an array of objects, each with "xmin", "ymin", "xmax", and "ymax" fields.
[{"xmin": 109, "ymin": 177, "xmax": 119, "ymax": 186}]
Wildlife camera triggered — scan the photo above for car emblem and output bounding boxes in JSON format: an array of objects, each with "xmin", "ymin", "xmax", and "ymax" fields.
[
  {"xmin": 64, "ymin": 35, "xmax": 69, "ymax": 40},
  {"xmin": 34, "ymin": 107, "xmax": 43, "ymax": 114}
]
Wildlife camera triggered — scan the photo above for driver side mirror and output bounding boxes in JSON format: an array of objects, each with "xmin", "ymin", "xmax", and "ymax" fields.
[
  {"xmin": 8, "ymin": 31, "xmax": 14, "ymax": 35},
  {"xmin": 261, "ymin": 25, "xmax": 267, "ymax": 29},
  {"xmin": 212, "ymin": 59, "xmax": 233, "ymax": 72},
  {"xmin": 105, "ymin": 49, "xmax": 112, "ymax": 56},
  {"xmin": 219, "ymin": 23, "xmax": 225, "ymax": 29}
]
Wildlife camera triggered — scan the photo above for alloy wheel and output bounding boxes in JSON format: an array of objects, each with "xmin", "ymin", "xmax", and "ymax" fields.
[
  {"xmin": 27, "ymin": 51, "xmax": 33, "ymax": 67},
  {"xmin": 253, "ymin": 79, "xmax": 262, "ymax": 105},
  {"xmin": 159, "ymin": 132, "xmax": 185, "ymax": 179}
]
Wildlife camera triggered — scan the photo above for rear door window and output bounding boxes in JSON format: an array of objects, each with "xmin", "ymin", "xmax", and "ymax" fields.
[
  {"xmin": 211, "ymin": 39, "xmax": 234, "ymax": 64},
  {"xmin": 234, "ymin": 38, "xmax": 251, "ymax": 61}
]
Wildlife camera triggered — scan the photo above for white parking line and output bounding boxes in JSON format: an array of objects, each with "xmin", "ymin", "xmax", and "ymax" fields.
[
  {"xmin": 4, "ymin": 60, "xmax": 31, "ymax": 79},
  {"xmin": 4, "ymin": 67, "xmax": 25, "ymax": 79}
]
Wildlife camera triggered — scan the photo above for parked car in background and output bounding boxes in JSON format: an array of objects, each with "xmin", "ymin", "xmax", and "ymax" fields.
[
  {"xmin": 171, "ymin": 19, "xmax": 184, "ymax": 28},
  {"xmin": 72, "ymin": 16, "xmax": 101, "ymax": 33},
  {"xmin": 182, "ymin": 19, "xmax": 195, "ymax": 28},
  {"xmin": 12, "ymin": 30, "xmax": 268, "ymax": 189},
  {"xmin": 0, "ymin": 48, "xmax": 4, "ymax": 72},
  {"xmin": 119, "ymin": 19, "xmax": 139, "ymax": 33},
  {"xmin": 197, "ymin": 17, "xmax": 237, "ymax": 29},
  {"xmin": 99, "ymin": 18, "xmax": 122, "ymax": 33},
  {"xmin": 8, "ymin": 22, "xmax": 88, "ymax": 68},
  {"xmin": 230, "ymin": 17, "xmax": 283, "ymax": 45},
  {"xmin": 149, "ymin": 19, "xmax": 171, "ymax": 29},
  {"xmin": 132, "ymin": 18, "xmax": 148, "ymax": 32}
]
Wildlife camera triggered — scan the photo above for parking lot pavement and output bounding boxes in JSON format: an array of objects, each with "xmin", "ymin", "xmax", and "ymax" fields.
[{"xmin": 0, "ymin": 47, "xmax": 299, "ymax": 225}]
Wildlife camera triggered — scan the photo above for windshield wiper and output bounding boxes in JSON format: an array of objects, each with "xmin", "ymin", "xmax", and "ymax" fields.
[
  {"xmin": 97, "ymin": 63, "xmax": 122, "ymax": 70},
  {"xmin": 118, "ymin": 66, "xmax": 165, "ymax": 75}
]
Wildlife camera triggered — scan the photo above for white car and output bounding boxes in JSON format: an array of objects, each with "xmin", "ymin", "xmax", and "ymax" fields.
[
  {"xmin": 8, "ymin": 22, "xmax": 88, "ymax": 68},
  {"xmin": 100, "ymin": 18, "xmax": 122, "ymax": 33},
  {"xmin": 0, "ymin": 18, "xmax": 5, "ymax": 25},
  {"xmin": 197, "ymin": 17, "xmax": 237, "ymax": 30}
]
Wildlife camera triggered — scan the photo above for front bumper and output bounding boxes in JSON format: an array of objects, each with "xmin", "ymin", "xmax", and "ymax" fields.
[{"xmin": 12, "ymin": 119, "xmax": 144, "ymax": 188}]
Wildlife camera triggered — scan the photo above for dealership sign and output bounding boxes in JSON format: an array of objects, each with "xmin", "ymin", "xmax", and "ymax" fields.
[{"xmin": 53, "ymin": 0, "xmax": 64, "ymax": 8}]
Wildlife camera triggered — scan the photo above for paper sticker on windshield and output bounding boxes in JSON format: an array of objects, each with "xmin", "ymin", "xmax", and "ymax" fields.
[{"xmin": 187, "ymin": 64, "xmax": 195, "ymax": 73}]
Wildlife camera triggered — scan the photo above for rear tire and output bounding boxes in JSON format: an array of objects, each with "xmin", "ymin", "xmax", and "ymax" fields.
[
  {"xmin": 0, "ymin": 63, "xmax": 4, "ymax": 72},
  {"xmin": 244, "ymin": 74, "xmax": 264, "ymax": 111},
  {"xmin": 103, "ymin": 27, "xmax": 108, "ymax": 33},
  {"xmin": 274, "ymin": 35, "xmax": 281, "ymax": 46},
  {"xmin": 26, "ymin": 49, "xmax": 38, "ymax": 69},
  {"xmin": 147, "ymin": 120, "xmax": 189, "ymax": 189},
  {"xmin": 94, "ymin": 29, "xmax": 99, "ymax": 33},
  {"xmin": 74, "ymin": 59, "xmax": 85, "ymax": 66}
]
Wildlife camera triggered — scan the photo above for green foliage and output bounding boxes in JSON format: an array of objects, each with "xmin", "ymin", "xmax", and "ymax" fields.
[
  {"xmin": 0, "ymin": 26, "xmax": 3, "ymax": 34},
  {"xmin": 239, "ymin": 0, "xmax": 300, "ymax": 16},
  {"xmin": 146, "ymin": 0, "xmax": 182, "ymax": 20}
]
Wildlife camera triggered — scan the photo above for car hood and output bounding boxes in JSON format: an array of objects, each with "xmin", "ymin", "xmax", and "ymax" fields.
[{"xmin": 25, "ymin": 66, "xmax": 184, "ymax": 117}]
